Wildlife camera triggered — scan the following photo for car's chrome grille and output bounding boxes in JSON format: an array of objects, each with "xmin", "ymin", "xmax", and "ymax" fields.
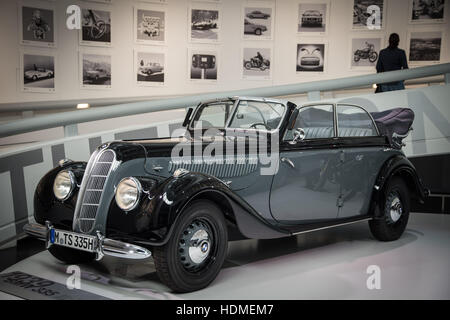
[
  {"xmin": 77, "ymin": 149, "xmax": 116, "ymax": 233},
  {"xmin": 168, "ymin": 157, "xmax": 258, "ymax": 178}
]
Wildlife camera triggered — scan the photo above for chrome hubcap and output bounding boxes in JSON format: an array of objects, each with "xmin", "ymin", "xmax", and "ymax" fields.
[
  {"xmin": 388, "ymin": 194, "xmax": 403, "ymax": 223},
  {"xmin": 179, "ymin": 220, "xmax": 212, "ymax": 271}
]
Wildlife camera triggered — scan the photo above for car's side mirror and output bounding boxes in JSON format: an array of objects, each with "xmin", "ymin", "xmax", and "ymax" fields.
[
  {"xmin": 289, "ymin": 128, "xmax": 306, "ymax": 144},
  {"xmin": 182, "ymin": 108, "xmax": 194, "ymax": 127}
]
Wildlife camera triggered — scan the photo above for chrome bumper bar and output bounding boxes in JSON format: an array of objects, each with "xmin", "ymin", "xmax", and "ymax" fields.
[{"xmin": 23, "ymin": 222, "xmax": 151, "ymax": 261}]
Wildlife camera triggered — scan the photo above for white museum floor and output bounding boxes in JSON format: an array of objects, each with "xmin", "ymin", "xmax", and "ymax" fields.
[{"xmin": 0, "ymin": 213, "xmax": 449, "ymax": 300}]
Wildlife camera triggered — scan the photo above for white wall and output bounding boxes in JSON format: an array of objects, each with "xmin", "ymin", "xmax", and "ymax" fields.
[{"xmin": 0, "ymin": 0, "xmax": 449, "ymax": 106}]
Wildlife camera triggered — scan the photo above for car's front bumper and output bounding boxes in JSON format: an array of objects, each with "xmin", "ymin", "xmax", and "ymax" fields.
[{"xmin": 23, "ymin": 221, "xmax": 152, "ymax": 261}]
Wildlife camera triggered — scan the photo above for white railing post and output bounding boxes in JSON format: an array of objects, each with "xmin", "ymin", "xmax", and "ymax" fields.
[{"xmin": 64, "ymin": 124, "xmax": 79, "ymax": 137}]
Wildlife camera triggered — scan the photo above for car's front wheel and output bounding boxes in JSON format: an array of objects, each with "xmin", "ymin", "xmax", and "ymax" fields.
[
  {"xmin": 153, "ymin": 200, "xmax": 228, "ymax": 293},
  {"xmin": 369, "ymin": 177, "xmax": 410, "ymax": 241}
]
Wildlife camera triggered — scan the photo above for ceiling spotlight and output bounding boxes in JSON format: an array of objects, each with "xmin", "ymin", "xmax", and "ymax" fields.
[{"xmin": 77, "ymin": 103, "xmax": 90, "ymax": 109}]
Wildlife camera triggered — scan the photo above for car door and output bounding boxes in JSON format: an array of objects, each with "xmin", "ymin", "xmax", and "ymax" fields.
[
  {"xmin": 270, "ymin": 104, "xmax": 340, "ymax": 224},
  {"xmin": 335, "ymin": 104, "xmax": 384, "ymax": 218}
]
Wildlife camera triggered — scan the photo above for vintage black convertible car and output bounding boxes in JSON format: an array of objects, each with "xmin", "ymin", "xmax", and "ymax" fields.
[{"xmin": 24, "ymin": 97, "xmax": 426, "ymax": 292}]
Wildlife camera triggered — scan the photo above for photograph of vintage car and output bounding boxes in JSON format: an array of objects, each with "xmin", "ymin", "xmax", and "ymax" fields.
[
  {"xmin": 246, "ymin": 10, "xmax": 271, "ymax": 19},
  {"xmin": 411, "ymin": 0, "xmax": 446, "ymax": 22},
  {"xmin": 190, "ymin": 51, "xmax": 217, "ymax": 80},
  {"xmin": 353, "ymin": 0, "xmax": 385, "ymax": 29},
  {"xmin": 22, "ymin": 53, "xmax": 55, "ymax": 92},
  {"xmin": 298, "ymin": 3, "xmax": 327, "ymax": 33},
  {"xmin": 136, "ymin": 51, "xmax": 165, "ymax": 85},
  {"xmin": 243, "ymin": 7, "xmax": 272, "ymax": 39},
  {"xmin": 408, "ymin": 31, "xmax": 442, "ymax": 63},
  {"xmin": 243, "ymin": 47, "xmax": 271, "ymax": 79},
  {"xmin": 23, "ymin": 96, "xmax": 426, "ymax": 293},
  {"xmin": 190, "ymin": 9, "xmax": 219, "ymax": 42},
  {"xmin": 81, "ymin": 53, "xmax": 111, "ymax": 87},
  {"xmin": 351, "ymin": 38, "xmax": 381, "ymax": 68},
  {"xmin": 21, "ymin": 6, "xmax": 55, "ymax": 47},
  {"xmin": 297, "ymin": 44, "xmax": 325, "ymax": 72},
  {"xmin": 80, "ymin": 9, "xmax": 111, "ymax": 46},
  {"xmin": 136, "ymin": 9, "xmax": 165, "ymax": 43}
]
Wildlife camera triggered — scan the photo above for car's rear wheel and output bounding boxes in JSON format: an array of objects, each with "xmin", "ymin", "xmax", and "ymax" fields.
[
  {"xmin": 153, "ymin": 200, "xmax": 228, "ymax": 293},
  {"xmin": 49, "ymin": 245, "xmax": 96, "ymax": 264},
  {"xmin": 369, "ymin": 177, "xmax": 410, "ymax": 241}
]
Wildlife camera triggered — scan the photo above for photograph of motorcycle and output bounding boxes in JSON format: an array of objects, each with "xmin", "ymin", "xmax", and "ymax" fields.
[
  {"xmin": 354, "ymin": 41, "xmax": 378, "ymax": 63},
  {"xmin": 244, "ymin": 51, "xmax": 270, "ymax": 71}
]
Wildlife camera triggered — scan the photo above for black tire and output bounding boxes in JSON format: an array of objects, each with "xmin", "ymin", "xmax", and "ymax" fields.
[
  {"xmin": 255, "ymin": 28, "xmax": 262, "ymax": 35},
  {"xmin": 244, "ymin": 61, "xmax": 252, "ymax": 70},
  {"xmin": 153, "ymin": 200, "xmax": 228, "ymax": 293},
  {"xmin": 49, "ymin": 245, "xmax": 96, "ymax": 264},
  {"xmin": 369, "ymin": 177, "xmax": 410, "ymax": 241}
]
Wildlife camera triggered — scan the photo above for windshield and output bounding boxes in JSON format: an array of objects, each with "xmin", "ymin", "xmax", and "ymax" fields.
[
  {"xmin": 228, "ymin": 100, "xmax": 285, "ymax": 130},
  {"xmin": 191, "ymin": 99, "xmax": 285, "ymax": 131}
]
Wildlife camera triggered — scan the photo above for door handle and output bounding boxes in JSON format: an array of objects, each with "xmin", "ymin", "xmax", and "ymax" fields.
[{"xmin": 281, "ymin": 157, "xmax": 295, "ymax": 168}]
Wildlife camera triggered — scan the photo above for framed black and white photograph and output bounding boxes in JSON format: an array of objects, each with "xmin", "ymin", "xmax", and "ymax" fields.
[
  {"xmin": 296, "ymin": 43, "xmax": 326, "ymax": 73},
  {"xmin": 350, "ymin": 36, "xmax": 383, "ymax": 69},
  {"xmin": 80, "ymin": 52, "xmax": 112, "ymax": 88},
  {"xmin": 21, "ymin": 51, "xmax": 56, "ymax": 93},
  {"xmin": 189, "ymin": 4, "xmax": 221, "ymax": 43},
  {"xmin": 242, "ymin": 47, "xmax": 272, "ymax": 80},
  {"xmin": 409, "ymin": 0, "xmax": 446, "ymax": 24},
  {"xmin": 79, "ymin": 8, "xmax": 111, "ymax": 46},
  {"xmin": 297, "ymin": 1, "xmax": 329, "ymax": 35},
  {"xmin": 135, "ymin": 50, "xmax": 165, "ymax": 86},
  {"xmin": 407, "ymin": 30, "xmax": 442, "ymax": 64},
  {"xmin": 188, "ymin": 48, "xmax": 218, "ymax": 82},
  {"xmin": 352, "ymin": 0, "xmax": 386, "ymax": 30},
  {"xmin": 134, "ymin": 7, "xmax": 166, "ymax": 45},
  {"xmin": 138, "ymin": 0, "xmax": 166, "ymax": 3},
  {"xmin": 19, "ymin": 4, "xmax": 56, "ymax": 48},
  {"xmin": 243, "ymin": 3, "xmax": 274, "ymax": 40}
]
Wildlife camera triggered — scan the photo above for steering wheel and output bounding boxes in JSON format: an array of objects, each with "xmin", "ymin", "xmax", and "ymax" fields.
[{"xmin": 250, "ymin": 122, "xmax": 271, "ymax": 130}]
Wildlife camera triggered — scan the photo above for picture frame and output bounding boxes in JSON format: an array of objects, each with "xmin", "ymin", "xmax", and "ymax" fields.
[
  {"xmin": 352, "ymin": 0, "xmax": 387, "ymax": 31},
  {"xmin": 79, "ymin": 50, "xmax": 112, "ymax": 89},
  {"xmin": 81, "ymin": 0, "xmax": 113, "ymax": 4},
  {"xmin": 409, "ymin": 0, "xmax": 447, "ymax": 24},
  {"xmin": 134, "ymin": 5, "xmax": 167, "ymax": 46},
  {"xmin": 79, "ymin": 5, "xmax": 112, "ymax": 47},
  {"xmin": 20, "ymin": 49, "xmax": 56, "ymax": 93},
  {"xmin": 19, "ymin": 2, "xmax": 56, "ymax": 48},
  {"xmin": 188, "ymin": 2, "xmax": 221, "ymax": 44},
  {"xmin": 349, "ymin": 34, "xmax": 385, "ymax": 71},
  {"xmin": 406, "ymin": 29, "xmax": 443, "ymax": 65},
  {"xmin": 297, "ymin": 0, "xmax": 330, "ymax": 36},
  {"xmin": 134, "ymin": 48, "xmax": 166, "ymax": 87},
  {"xmin": 296, "ymin": 41, "xmax": 328, "ymax": 74},
  {"xmin": 242, "ymin": 46, "xmax": 273, "ymax": 81},
  {"xmin": 188, "ymin": 47, "xmax": 219, "ymax": 83},
  {"xmin": 242, "ymin": 1, "xmax": 275, "ymax": 41}
]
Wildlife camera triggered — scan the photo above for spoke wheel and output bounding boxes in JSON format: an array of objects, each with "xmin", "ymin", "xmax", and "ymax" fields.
[
  {"xmin": 153, "ymin": 200, "xmax": 228, "ymax": 292},
  {"xmin": 369, "ymin": 177, "xmax": 410, "ymax": 241}
]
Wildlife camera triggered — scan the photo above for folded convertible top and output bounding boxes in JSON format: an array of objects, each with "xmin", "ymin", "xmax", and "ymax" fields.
[{"xmin": 370, "ymin": 108, "xmax": 414, "ymax": 149}]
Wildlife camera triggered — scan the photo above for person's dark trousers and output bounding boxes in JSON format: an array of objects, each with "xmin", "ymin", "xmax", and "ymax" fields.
[{"xmin": 379, "ymin": 81, "xmax": 405, "ymax": 92}]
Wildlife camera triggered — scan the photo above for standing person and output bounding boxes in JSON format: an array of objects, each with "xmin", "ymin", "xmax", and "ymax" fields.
[{"xmin": 376, "ymin": 33, "xmax": 408, "ymax": 92}]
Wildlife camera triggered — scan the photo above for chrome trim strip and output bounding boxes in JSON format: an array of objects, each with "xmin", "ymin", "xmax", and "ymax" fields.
[{"xmin": 291, "ymin": 217, "xmax": 372, "ymax": 235}]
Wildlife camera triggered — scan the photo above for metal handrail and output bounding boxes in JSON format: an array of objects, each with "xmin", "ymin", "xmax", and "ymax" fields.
[{"xmin": 0, "ymin": 63, "xmax": 449, "ymax": 138}]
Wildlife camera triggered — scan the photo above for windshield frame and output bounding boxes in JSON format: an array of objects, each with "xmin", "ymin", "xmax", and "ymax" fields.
[{"xmin": 188, "ymin": 97, "xmax": 288, "ymax": 133}]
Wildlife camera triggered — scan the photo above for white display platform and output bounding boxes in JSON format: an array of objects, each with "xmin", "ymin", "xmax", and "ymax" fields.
[{"xmin": 1, "ymin": 213, "xmax": 449, "ymax": 300}]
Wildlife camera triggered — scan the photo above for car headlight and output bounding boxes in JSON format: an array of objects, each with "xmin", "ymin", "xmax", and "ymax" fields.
[
  {"xmin": 115, "ymin": 177, "xmax": 142, "ymax": 211},
  {"xmin": 53, "ymin": 170, "xmax": 76, "ymax": 201}
]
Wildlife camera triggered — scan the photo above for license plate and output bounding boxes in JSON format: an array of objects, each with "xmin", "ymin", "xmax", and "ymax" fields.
[{"xmin": 49, "ymin": 229, "xmax": 97, "ymax": 253}]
